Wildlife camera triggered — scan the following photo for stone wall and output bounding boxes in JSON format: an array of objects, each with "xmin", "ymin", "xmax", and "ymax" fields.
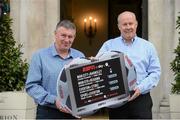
[
  {"xmin": 10, "ymin": 0, "xmax": 60, "ymax": 62},
  {"xmin": 148, "ymin": 0, "xmax": 179, "ymax": 118}
]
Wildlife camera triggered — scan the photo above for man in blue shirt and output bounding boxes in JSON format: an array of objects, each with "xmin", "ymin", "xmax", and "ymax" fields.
[
  {"xmin": 97, "ymin": 11, "xmax": 161, "ymax": 119},
  {"xmin": 25, "ymin": 20, "xmax": 85, "ymax": 119}
]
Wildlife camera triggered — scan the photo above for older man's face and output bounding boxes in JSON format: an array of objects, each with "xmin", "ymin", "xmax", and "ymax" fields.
[
  {"xmin": 54, "ymin": 27, "xmax": 76, "ymax": 52},
  {"xmin": 118, "ymin": 12, "xmax": 137, "ymax": 42}
]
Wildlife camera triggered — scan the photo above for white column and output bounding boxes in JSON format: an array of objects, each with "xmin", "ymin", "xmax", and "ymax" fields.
[
  {"xmin": 148, "ymin": 0, "xmax": 164, "ymax": 116},
  {"xmin": 10, "ymin": 0, "xmax": 60, "ymax": 61},
  {"xmin": 148, "ymin": 0, "xmax": 176, "ymax": 118}
]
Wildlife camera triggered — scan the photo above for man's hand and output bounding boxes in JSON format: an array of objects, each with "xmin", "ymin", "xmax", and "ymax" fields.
[
  {"xmin": 128, "ymin": 87, "xmax": 141, "ymax": 101},
  {"xmin": 55, "ymin": 99, "xmax": 81, "ymax": 118},
  {"xmin": 87, "ymin": 56, "xmax": 98, "ymax": 62},
  {"xmin": 55, "ymin": 99, "xmax": 70, "ymax": 114}
]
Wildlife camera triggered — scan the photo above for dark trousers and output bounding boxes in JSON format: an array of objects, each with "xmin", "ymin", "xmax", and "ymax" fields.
[
  {"xmin": 36, "ymin": 105, "xmax": 77, "ymax": 119},
  {"xmin": 108, "ymin": 92, "xmax": 153, "ymax": 119}
]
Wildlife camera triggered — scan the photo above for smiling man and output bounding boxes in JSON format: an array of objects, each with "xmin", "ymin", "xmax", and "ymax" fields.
[
  {"xmin": 117, "ymin": 11, "xmax": 138, "ymax": 43},
  {"xmin": 25, "ymin": 20, "xmax": 85, "ymax": 119},
  {"xmin": 96, "ymin": 11, "xmax": 161, "ymax": 119}
]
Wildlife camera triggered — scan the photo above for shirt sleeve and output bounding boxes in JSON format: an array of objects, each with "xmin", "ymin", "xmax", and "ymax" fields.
[
  {"xmin": 136, "ymin": 44, "xmax": 161, "ymax": 94},
  {"xmin": 25, "ymin": 53, "xmax": 56, "ymax": 105}
]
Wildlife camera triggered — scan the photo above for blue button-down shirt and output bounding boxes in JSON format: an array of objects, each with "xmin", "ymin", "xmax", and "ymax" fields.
[
  {"xmin": 25, "ymin": 44, "xmax": 85, "ymax": 108},
  {"xmin": 96, "ymin": 36, "xmax": 161, "ymax": 94}
]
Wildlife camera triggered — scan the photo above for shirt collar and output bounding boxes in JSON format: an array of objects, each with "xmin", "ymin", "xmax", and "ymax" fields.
[
  {"xmin": 51, "ymin": 43, "xmax": 74, "ymax": 59},
  {"xmin": 121, "ymin": 36, "xmax": 136, "ymax": 45}
]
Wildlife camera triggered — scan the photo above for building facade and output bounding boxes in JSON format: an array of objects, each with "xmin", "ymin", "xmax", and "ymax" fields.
[{"xmin": 10, "ymin": 0, "xmax": 180, "ymax": 118}]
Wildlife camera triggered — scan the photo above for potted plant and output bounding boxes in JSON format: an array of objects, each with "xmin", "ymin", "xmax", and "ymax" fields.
[
  {"xmin": 169, "ymin": 13, "xmax": 180, "ymax": 119},
  {"xmin": 0, "ymin": 0, "xmax": 36, "ymax": 119}
]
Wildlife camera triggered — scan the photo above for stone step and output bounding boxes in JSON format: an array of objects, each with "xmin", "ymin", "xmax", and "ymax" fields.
[
  {"xmin": 158, "ymin": 112, "xmax": 170, "ymax": 119},
  {"xmin": 160, "ymin": 106, "xmax": 170, "ymax": 112},
  {"xmin": 158, "ymin": 98, "xmax": 170, "ymax": 119},
  {"xmin": 160, "ymin": 101, "xmax": 169, "ymax": 107}
]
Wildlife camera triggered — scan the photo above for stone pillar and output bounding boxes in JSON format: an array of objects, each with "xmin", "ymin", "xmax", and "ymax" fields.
[
  {"xmin": 148, "ymin": 0, "xmax": 176, "ymax": 118},
  {"xmin": 10, "ymin": 0, "xmax": 60, "ymax": 61},
  {"xmin": 148, "ymin": 0, "xmax": 164, "ymax": 117},
  {"xmin": 9, "ymin": 0, "xmax": 60, "ymax": 118}
]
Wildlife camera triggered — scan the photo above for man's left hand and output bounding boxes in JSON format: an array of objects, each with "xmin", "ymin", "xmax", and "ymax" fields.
[{"xmin": 128, "ymin": 87, "xmax": 141, "ymax": 101}]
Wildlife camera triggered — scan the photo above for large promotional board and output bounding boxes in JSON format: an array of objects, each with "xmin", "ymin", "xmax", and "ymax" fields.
[{"xmin": 65, "ymin": 53, "xmax": 129, "ymax": 116}]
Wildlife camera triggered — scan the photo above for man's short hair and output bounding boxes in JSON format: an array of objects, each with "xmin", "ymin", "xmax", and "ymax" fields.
[{"xmin": 56, "ymin": 20, "xmax": 76, "ymax": 31}]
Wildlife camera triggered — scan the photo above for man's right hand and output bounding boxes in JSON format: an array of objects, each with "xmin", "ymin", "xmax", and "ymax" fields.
[
  {"xmin": 55, "ymin": 99, "xmax": 81, "ymax": 118},
  {"xmin": 55, "ymin": 99, "xmax": 70, "ymax": 114}
]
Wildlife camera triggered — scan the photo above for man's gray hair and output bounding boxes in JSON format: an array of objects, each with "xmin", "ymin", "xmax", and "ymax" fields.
[{"xmin": 55, "ymin": 20, "xmax": 76, "ymax": 31}]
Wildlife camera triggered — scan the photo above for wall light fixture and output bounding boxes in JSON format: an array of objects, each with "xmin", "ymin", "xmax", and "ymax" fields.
[{"xmin": 84, "ymin": 16, "xmax": 97, "ymax": 45}]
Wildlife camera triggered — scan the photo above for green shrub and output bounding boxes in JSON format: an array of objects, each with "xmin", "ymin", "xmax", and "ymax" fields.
[
  {"xmin": 0, "ymin": 9, "xmax": 28, "ymax": 91},
  {"xmin": 170, "ymin": 13, "xmax": 180, "ymax": 94}
]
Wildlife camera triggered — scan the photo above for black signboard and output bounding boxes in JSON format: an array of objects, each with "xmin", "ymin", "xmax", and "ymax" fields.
[
  {"xmin": 70, "ymin": 57, "xmax": 126, "ymax": 107},
  {"xmin": 65, "ymin": 54, "xmax": 129, "ymax": 116}
]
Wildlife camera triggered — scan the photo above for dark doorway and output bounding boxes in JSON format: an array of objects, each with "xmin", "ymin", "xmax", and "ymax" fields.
[
  {"xmin": 60, "ymin": 0, "xmax": 148, "ymax": 56},
  {"xmin": 108, "ymin": 0, "xmax": 148, "ymax": 40},
  {"xmin": 60, "ymin": 0, "xmax": 73, "ymax": 21}
]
